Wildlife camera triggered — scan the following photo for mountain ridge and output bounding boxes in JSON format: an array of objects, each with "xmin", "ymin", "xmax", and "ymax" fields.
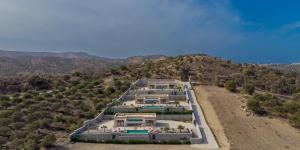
[{"xmin": 0, "ymin": 49, "xmax": 167, "ymax": 76}]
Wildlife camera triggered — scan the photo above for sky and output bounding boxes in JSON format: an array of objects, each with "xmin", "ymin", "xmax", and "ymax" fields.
[{"xmin": 0, "ymin": 0, "xmax": 300, "ymax": 63}]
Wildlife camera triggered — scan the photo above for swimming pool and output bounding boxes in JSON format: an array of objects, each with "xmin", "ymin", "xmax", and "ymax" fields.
[
  {"xmin": 127, "ymin": 118, "xmax": 143, "ymax": 122},
  {"xmin": 142, "ymin": 106, "xmax": 163, "ymax": 109},
  {"xmin": 127, "ymin": 130, "xmax": 149, "ymax": 134}
]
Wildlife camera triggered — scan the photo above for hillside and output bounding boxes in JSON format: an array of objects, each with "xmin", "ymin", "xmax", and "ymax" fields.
[
  {"xmin": 0, "ymin": 54, "xmax": 300, "ymax": 149},
  {"xmin": 0, "ymin": 50, "xmax": 166, "ymax": 76}
]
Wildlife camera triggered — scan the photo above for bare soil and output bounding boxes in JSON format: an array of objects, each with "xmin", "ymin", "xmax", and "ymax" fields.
[{"xmin": 194, "ymin": 85, "xmax": 300, "ymax": 150}]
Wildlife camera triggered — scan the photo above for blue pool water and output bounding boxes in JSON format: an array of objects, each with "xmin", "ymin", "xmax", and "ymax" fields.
[
  {"xmin": 127, "ymin": 130, "xmax": 149, "ymax": 134},
  {"xmin": 142, "ymin": 106, "xmax": 162, "ymax": 109}
]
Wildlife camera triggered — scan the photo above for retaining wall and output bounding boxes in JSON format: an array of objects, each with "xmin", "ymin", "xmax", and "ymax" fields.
[{"xmin": 76, "ymin": 131, "xmax": 192, "ymax": 142}]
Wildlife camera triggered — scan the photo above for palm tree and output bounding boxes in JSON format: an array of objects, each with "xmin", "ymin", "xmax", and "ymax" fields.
[
  {"xmin": 101, "ymin": 125, "xmax": 107, "ymax": 132},
  {"xmin": 164, "ymin": 127, "xmax": 170, "ymax": 133},
  {"xmin": 177, "ymin": 125, "xmax": 185, "ymax": 133}
]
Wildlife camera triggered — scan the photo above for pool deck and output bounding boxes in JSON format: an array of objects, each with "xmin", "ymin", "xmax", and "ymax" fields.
[{"xmin": 83, "ymin": 120, "xmax": 196, "ymax": 134}]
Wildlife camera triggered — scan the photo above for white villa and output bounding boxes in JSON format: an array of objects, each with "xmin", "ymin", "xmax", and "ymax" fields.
[
  {"xmin": 114, "ymin": 113, "xmax": 156, "ymax": 127},
  {"xmin": 70, "ymin": 79, "xmax": 218, "ymax": 148}
]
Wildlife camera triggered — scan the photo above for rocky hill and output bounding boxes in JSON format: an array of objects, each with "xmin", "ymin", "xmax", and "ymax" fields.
[{"xmin": 1, "ymin": 53, "xmax": 300, "ymax": 149}]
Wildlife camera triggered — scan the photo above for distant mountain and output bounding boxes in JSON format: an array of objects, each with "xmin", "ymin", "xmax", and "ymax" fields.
[
  {"xmin": 0, "ymin": 50, "xmax": 166, "ymax": 76},
  {"xmin": 264, "ymin": 63, "xmax": 300, "ymax": 73},
  {"xmin": 126, "ymin": 54, "xmax": 167, "ymax": 63}
]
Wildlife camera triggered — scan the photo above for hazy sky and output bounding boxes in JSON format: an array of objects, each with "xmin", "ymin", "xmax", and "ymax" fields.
[{"xmin": 0, "ymin": 0, "xmax": 300, "ymax": 63}]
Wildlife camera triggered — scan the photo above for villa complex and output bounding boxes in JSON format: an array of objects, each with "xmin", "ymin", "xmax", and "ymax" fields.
[{"xmin": 70, "ymin": 79, "xmax": 218, "ymax": 149}]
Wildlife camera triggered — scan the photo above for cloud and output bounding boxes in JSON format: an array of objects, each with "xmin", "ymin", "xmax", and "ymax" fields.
[
  {"xmin": 0, "ymin": 0, "xmax": 245, "ymax": 57},
  {"xmin": 279, "ymin": 21, "xmax": 300, "ymax": 33}
]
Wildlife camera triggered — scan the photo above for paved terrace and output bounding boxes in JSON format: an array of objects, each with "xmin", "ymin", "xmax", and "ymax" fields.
[{"xmin": 122, "ymin": 100, "xmax": 190, "ymax": 107}]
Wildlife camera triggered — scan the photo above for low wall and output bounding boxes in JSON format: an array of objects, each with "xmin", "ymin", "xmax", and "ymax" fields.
[
  {"xmin": 185, "ymin": 86, "xmax": 204, "ymax": 143},
  {"xmin": 79, "ymin": 132, "xmax": 114, "ymax": 142},
  {"xmin": 155, "ymin": 132, "xmax": 192, "ymax": 141}
]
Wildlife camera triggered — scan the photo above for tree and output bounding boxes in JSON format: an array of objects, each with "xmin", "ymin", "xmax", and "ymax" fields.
[
  {"xmin": 163, "ymin": 127, "xmax": 170, "ymax": 132},
  {"xmin": 120, "ymin": 65, "xmax": 128, "ymax": 71},
  {"xmin": 177, "ymin": 125, "xmax": 185, "ymax": 133},
  {"xmin": 224, "ymin": 80, "xmax": 236, "ymax": 92},
  {"xmin": 179, "ymin": 66, "xmax": 190, "ymax": 81},
  {"xmin": 41, "ymin": 134, "xmax": 56, "ymax": 147},
  {"xmin": 113, "ymin": 79, "xmax": 122, "ymax": 90},
  {"xmin": 28, "ymin": 75, "xmax": 51, "ymax": 90},
  {"xmin": 101, "ymin": 125, "xmax": 107, "ymax": 132}
]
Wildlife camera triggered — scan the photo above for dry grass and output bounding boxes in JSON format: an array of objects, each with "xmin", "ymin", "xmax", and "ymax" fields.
[{"xmin": 194, "ymin": 85, "xmax": 300, "ymax": 150}]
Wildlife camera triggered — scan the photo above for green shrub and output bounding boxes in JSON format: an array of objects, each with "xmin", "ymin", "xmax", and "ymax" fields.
[
  {"xmin": 282, "ymin": 102, "xmax": 300, "ymax": 114},
  {"xmin": 247, "ymin": 99, "xmax": 267, "ymax": 115},
  {"xmin": 69, "ymin": 123, "xmax": 80, "ymax": 131},
  {"xmin": 23, "ymin": 138, "xmax": 39, "ymax": 150},
  {"xmin": 104, "ymin": 86, "xmax": 115, "ymax": 96},
  {"xmin": 0, "ymin": 110, "xmax": 13, "ymax": 118},
  {"xmin": 0, "ymin": 126, "xmax": 11, "ymax": 136},
  {"xmin": 0, "ymin": 95, "xmax": 9, "ymax": 101},
  {"xmin": 224, "ymin": 80, "xmax": 236, "ymax": 92},
  {"xmin": 289, "ymin": 112, "xmax": 300, "ymax": 128},
  {"xmin": 23, "ymin": 93, "xmax": 33, "ymax": 99},
  {"xmin": 242, "ymin": 83, "xmax": 255, "ymax": 95},
  {"xmin": 41, "ymin": 134, "xmax": 56, "ymax": 147},
  {"xmin": 0, "ymin": 136, "xmax": 7, "ymax": 145}
]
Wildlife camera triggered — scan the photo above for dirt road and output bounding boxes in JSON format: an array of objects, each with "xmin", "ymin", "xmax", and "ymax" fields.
[{"xmin": 194, "ymin": 85, "xmax": 300, "ymax": 150}]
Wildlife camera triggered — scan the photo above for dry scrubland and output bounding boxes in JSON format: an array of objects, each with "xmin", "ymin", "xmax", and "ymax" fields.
[
  {"xmin": 2, "ymin": 55, "xmax": 300, "ymax": 149},
  {"xmin": 194, "ymin": 86, "xmax": 300, "ymax": 150}
]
